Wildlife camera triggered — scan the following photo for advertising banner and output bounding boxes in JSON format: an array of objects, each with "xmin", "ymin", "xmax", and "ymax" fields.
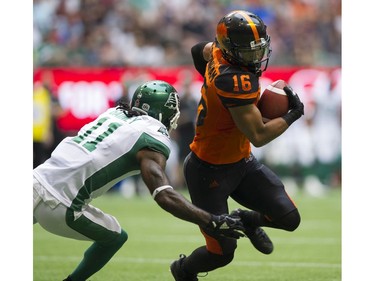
[{"xmin": 34, "ymin": 66, "xmax": 341, "ymax": 132}]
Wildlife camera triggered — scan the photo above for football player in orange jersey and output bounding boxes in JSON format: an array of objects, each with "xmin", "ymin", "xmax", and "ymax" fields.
[{"xmin": 170, "ymin": 10, "xmax": 304, "ymax": 281}]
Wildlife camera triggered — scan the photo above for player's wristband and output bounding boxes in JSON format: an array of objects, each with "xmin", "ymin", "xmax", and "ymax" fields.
[{"xmin": 152, "ymin": 185, "xmax": 174, "ymax": 199}]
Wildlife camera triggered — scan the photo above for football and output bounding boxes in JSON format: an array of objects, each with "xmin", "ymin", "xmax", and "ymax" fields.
[{"xmin": 257, "ymin": 79, "xmax": 290, "ymax": 123}]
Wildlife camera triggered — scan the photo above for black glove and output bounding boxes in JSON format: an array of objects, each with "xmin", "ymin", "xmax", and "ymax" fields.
[
  {"xmin": 206, "ymin": 214, "xmax": 245, "ymax": 239},
  {"xmin": 282, "ymin": 85, "xmax": 305, "ymax": 126}
]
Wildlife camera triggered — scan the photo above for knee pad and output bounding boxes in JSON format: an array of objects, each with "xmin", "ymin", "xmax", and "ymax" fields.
[
  {"xmin": 275, "ymin": 209, "xmax": 301, "ymax": 231},
  {"xmin": 101, "ymin": 229, "xmax": 128, "ymax": 249},
  {"xmin": 114, "ymin": 229, "xmax": 128, "ymax": 247},
  {"xmin": 118, "ymin": 229, "xmax": 128, "ymax": 245}
]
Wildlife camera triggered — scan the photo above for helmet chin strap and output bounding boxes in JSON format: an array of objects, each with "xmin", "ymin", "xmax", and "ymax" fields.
[{"xmin": 131, "ymin": 107, "xmax": 148, "ymax": 115}]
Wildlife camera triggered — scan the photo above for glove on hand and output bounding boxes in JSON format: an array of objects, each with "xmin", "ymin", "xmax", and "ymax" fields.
[
  {"xmin": 207, "ymin": 214, "xmax": 245, "ymax": 239},
  {"xmin": 282, "ymin": 85, "xmax": 305, "ymax": 126}
]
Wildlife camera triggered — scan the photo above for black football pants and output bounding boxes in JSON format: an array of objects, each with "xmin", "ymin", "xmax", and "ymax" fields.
[{"xmin": 183, "ymin": 151, "xmax": 299, "ymax": 255}]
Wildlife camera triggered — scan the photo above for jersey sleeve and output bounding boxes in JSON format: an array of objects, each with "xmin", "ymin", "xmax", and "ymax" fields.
[
  {"xmin": 140, "ymin": 133, "xmax": 171, "ymax": 159},
  {"xmin": 137, "ymin": 119, "xmax": 172, "ymax": 160},
  {"xmin": 191, "ymin": 41, "xmax": 210, "ymax": 77},
  {"xmin": 214, "ymin": 71, "xmax": 260, "ymax": 108}
]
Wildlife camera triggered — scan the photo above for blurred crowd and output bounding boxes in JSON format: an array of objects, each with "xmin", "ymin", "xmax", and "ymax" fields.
[
  {"xmin": 33, "ymin": 0, "xmax": 341, "ymax": 67},
  {"xmin": 33, "ymin": 0, "xmax": 342, "ymax": 196}
]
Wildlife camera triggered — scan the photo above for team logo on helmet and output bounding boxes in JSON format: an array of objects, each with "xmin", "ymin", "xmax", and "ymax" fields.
[
  {"xmin": 216, "ymin": 22, "xmax": 228, "ymax": 44},
  {"xmin": 165, "ymin": 92, "xmax": 179, "ymax": 110}
]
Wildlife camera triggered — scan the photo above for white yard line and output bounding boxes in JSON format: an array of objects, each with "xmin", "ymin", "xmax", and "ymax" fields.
[{"xmin": 34, "ymin": 255, "xmax": 341, "ymax": 269}]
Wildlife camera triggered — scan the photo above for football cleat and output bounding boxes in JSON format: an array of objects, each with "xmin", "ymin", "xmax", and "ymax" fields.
[
  {"xmin": 231, "ymin": 209, "xmax": 274, "ymax": 254},
  {"xmin": 170, "ymin": 254, "xmax": 198, "ymax": 281},
  {"xmin": 246, "ymin": 226, "xmax": 274, "ymax": 254}
]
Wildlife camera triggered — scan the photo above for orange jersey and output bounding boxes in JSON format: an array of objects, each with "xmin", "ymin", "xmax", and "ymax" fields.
[{"xmin": 190, "ymin": 43, "xmax": 261, "ymax": 164}]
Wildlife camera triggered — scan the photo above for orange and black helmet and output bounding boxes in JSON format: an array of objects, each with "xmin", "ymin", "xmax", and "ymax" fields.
[{"xmin": 216, "ymin": 10, "xmax": 272, "ymax": 74}]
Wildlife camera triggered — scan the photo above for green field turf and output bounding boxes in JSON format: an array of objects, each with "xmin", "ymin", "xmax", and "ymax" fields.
[{"xmin": 33, "ymin": 188, "xmax": 341, "ymax": 281}]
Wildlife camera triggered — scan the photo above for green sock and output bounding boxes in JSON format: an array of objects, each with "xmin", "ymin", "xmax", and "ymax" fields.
[{"xmin": 70, "ymin": 229, "xmax": 128, "ymax": 281}]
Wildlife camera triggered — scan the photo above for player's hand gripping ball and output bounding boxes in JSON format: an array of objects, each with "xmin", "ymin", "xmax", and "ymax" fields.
[{"xmin": 257, "ymin": 79, "xmax": 290, "ymax": 123}]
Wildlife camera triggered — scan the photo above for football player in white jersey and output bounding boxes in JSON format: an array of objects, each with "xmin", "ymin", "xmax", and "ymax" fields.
[{"xmin": 33, "ymin": 80, "xmax": 245, "ymax": 281}]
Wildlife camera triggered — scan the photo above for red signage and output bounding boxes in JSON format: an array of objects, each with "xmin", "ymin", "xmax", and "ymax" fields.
[{"xmin": 34, "ymin": 66, "xmax": 341, "ymax": 132}]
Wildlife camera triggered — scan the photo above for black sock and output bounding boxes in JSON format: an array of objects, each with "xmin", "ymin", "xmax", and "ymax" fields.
[{"xmin": 183, "ymin": 246, "xmax": 234, "ymax": 274}]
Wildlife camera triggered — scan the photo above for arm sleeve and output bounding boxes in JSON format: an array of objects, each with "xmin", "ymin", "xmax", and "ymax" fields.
[{"xmin": 191, "ymin": 41, "xmax": 211, "ymax": 77}]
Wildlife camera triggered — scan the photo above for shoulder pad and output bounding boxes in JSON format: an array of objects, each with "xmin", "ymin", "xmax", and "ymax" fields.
[{"xmin": 215, "ymin": 70, "xmax": 259, "ymax": 94}]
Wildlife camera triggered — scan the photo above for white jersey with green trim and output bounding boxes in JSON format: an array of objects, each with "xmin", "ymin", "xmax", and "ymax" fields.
[{"xmin": 33, "ymin": 107, "xmax": 172, "ymax": 210}]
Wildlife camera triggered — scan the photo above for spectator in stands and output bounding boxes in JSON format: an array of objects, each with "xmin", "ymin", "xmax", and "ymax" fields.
[{"xmin": 33, "ymin": 0, "xmax": 341, "ymax": 68}]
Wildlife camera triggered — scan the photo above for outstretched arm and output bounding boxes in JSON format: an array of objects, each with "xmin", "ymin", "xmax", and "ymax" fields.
[{"xmin": 136, "ymin": 149, "xmax": 244, "ymax": 238}]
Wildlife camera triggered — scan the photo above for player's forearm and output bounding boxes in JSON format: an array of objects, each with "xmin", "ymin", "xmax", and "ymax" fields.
[
  {"xmin": 231, "ymin": 106, "xmax": 289, "ymax": 147},
  {"xmin": 154, "ymin": 189, "xmax": 211, "ymax": 227},
  {"xmin": 250, "ymin": 117, "xmax": 289, "ymax": 147}
]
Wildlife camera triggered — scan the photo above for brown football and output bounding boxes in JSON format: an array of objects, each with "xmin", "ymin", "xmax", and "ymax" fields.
[{"xmin": 257, "ymin": 79, "xmax": 289, "ymax": 123}]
